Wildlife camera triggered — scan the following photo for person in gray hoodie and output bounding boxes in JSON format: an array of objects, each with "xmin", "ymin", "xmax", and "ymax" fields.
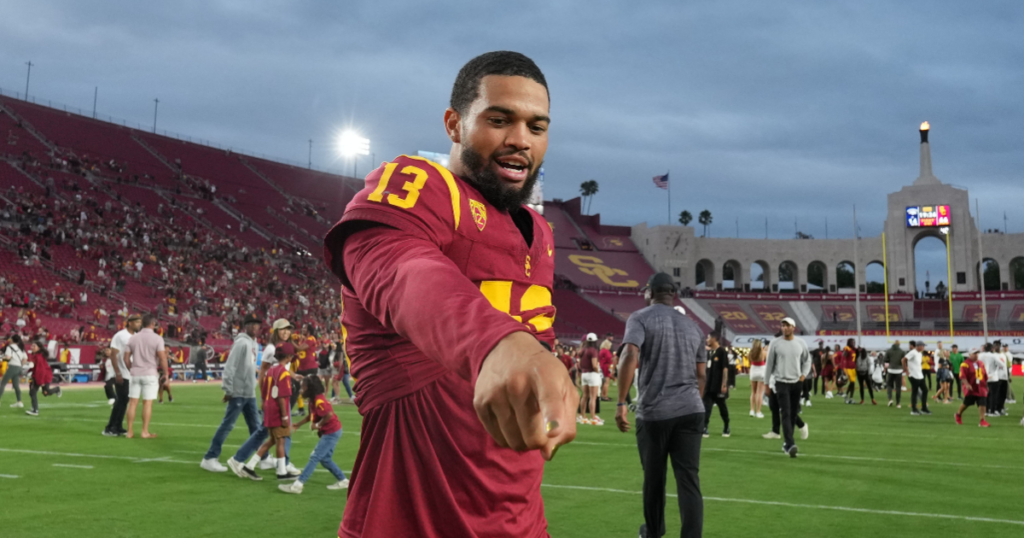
[
  {"xmin": 201, "ymin": 314, "xmax": 262, "ymax": 472},
  {"xmin": 763, "ymin": 317, "xmax": 811, "ymax": 458}
]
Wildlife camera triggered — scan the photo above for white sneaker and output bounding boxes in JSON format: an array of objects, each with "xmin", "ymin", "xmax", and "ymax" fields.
[
  {"xmin": 825, "ymin": 391, "xmax": 833, "ymax": 399},
  {"xmin": 259, "ymin": 457, "xmax": 277, "ymax": 470},
  {"xmin": 799, "ymin": 398, "xmax": 806, "ymax": 406},
  {"xmin": 749, "ymin": 410, "xmax": 755, "ymax": 417},
  {"xmin": 800, "ymin": 423, "xmax": 809, "ymax": 440},
  {"xmin": 108, "ymin": 398, "xmax": 116, "ymax": 405},
  {"xmin": 278, "ymin": 481, "xmax": 304, "ymax": 494},
  {"xmin": 25, "ymin": 409, "xmax": 38, "ymax": 416},
  {"xmin": 11, "ymin": 401, "xmax": 24, "ymax": 408},
  {"xmin": 762, "ymin": 432, "xmax": 781, "ymax": 439},
  {"xmin": 200, "ymin": 458, "xmax": 227, "ymax": 473},
  {"xmin": 591, "ymin": 418, "xmax": 605, "ymax": 426},
  {"xmin": 755, "ymin": 412, "xmax": 764, "ymax": 418},
  {"xmin": 286, "ymin": 463, "xmax": 301, "ymax": 475},
  {"xmin": 1020, "ymin": 417, "xmax": 1024, "ymax": 427},
  {"xmin": 805, "ymin": 400, "xmax": 812, "ymax": 407},
  {"xmin": 227, "ymin": 458, "xmax": 248, "ymax": 479},
  {"xmin": 326, "ymin": 478, "xmax": 350, "ymax": 490}
]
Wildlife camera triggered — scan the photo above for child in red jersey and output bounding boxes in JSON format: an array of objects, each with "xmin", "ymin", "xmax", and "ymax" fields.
[
  {"xmin": 956, "ymin": 348, "xmax": 990, "ymax": 427},
  {"xmin": 23, "ymin": 340, "xmax": 61, "ymax": 416},
  {"xmin": 246, "ymin": 344, "xmax": 296, "ymax": 480},
  {"xmin": 279, "ymin": 376, "xmax": 348, "ymax": 494}
]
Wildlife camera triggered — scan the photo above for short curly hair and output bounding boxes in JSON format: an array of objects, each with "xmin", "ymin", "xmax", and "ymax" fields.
[{"xmin": 450, "ymin": 51, "xmax": 548, "ymax": 114}]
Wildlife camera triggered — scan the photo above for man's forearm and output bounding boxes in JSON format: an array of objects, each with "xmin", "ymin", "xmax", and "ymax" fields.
[
  {"xmin": 344, "ymin": 226, "xmax": 532, "ymax": 384},
  {"xmin": 617, "ymin": 346, "xmax": 639, "ymax": 403}
]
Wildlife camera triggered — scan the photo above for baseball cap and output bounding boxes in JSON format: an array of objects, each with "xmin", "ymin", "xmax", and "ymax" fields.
[
  {"xmin": 275, "ymin": 342, "xmax": 296, "ymax": 358},
  {"xmin": 242, "ymin": 313, "xmax": 261, "ymax": 326},
  {"xmin": 271, "ymin": 319, "xmax": 293, "ymax": 331},
  {"xmin": 643, "ymin": 272, "xmax": 677, "ymax": 291},
  {"xmin": 674, "ymin": 306, "xmax": 687, "ymax": 315},
  {"xmin": 780, "ymin": 317, "xmax": 796, "ymax": 327},
  {"xmin": 586, "ymin": 333, "xmax": 598, "ymax": 342},
  {"xmin": 969, "ymin": 347, "xmax": 980, "ymax": 354}
]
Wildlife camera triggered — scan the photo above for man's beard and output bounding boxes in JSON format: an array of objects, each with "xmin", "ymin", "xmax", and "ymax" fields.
[{"xmin": 459, "ymin": 145, "xmax": 540, "ymax": 212}]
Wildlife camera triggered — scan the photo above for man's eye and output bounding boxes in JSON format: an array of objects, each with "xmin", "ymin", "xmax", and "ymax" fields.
[
  {"xmin": 530, "ymin": 125, "xmax": 547, "ymax": 134},
  {"xmin": 488, "ymin": 117, "xmax": 508, "ymax": 126}
]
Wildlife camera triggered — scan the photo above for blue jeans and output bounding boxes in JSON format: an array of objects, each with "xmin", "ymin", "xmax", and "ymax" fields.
[
  {"xmin": 341, "ymin": 374, "xmax": 354, "ymax": 398},
  {"xmin": 232, "ymin": 423, "xmax": 291, "ymax": 464},
  {"xmin": 204, "ymin": 397, "xmax": 260, "ymax": 460},
  {"xmin": 299, "ymin": 429, "xmax": 345, "ymax": 483}
]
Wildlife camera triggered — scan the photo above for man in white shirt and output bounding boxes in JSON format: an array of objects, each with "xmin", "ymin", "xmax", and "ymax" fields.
[
  {"xmin": 902, "ymin": 341, "xmax": 931, "ymax": 416},
  {"xmin": 1002, "ymin": 344, "xmax": 1016, "ymax": 405},
  {"xmin": 978, "ymin": 343, "xmax": 1002, "ymax": 417},
  {"xmin": 103, "ymin": 314, "xmax": 142, "ymax": 437}
]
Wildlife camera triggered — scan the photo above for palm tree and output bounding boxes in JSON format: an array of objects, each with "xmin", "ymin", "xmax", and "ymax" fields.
[
  {"xmin": 698, "ymin": 209, "xmax": 713, "ymax": 237},
  {"xmin": 678, "ymin": 210, "xmax": 692, "ymax": 226},
  {"xmin": 579, "ymin": 180, "xmax": 599, "ymax": 214}
]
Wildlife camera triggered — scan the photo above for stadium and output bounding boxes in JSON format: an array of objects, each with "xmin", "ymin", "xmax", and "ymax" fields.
[{"xmin": 3, "ymin": 3, "xmax": 1024, "ymax": 538}]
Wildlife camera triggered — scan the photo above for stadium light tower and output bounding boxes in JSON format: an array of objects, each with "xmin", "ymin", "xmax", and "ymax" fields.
[{"xmin": 338, "ymin": 130, "xmax": 370, "ymax": 179}]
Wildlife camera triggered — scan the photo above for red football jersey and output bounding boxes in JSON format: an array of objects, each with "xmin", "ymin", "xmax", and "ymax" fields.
[
  {"xmin": 30, "ymin": 352, "xmax": 53, "ymax": 385},
  {"xmin": 297, "ymin": 335, "xmax": 319, "ymax": 371},
  {"xmin": 324, "ymin": 155, "xmax": 556, "ymax": 538},
  {"xmin": 312, "ymin": 394, "xmax": 341, "ymax": 436},
  {"xmin": 262, "ymin": 364, "xmax": 292, "ymax": 428},
  {"xmin": 960, "ymin": 358, "xmax": 988, "ymax": 397}
]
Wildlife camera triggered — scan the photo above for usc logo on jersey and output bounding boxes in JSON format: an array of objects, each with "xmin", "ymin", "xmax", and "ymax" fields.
[{"xmin": 470, "ymin": 199, "xmax": 487, "ymax": 231}]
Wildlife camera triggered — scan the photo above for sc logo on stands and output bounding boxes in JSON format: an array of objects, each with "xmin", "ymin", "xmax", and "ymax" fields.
[{"xmin": 568, "ymin": 255, "xmax": 639, "ymax": 288}]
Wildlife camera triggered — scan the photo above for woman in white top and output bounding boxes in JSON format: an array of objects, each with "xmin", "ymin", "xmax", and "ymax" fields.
[{"xmin": 1, "ymin": 335, "xmax": 28, "ymax": 408}]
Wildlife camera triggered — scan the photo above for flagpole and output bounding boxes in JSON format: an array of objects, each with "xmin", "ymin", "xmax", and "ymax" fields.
[{"xmin": 667, "ymin": 170, "xmax": 671, "ymax": 226}]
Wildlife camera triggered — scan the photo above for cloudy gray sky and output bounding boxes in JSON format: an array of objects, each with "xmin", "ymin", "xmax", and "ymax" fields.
[{"xmin": 2, "ymin": 0, "xmax": 1021, "ymax": 289}]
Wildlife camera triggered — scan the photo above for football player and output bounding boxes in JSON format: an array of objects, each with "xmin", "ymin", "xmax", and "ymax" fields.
[{"xmin": 324, "ymin": 51, "xmax": 578, "ymax": 537}]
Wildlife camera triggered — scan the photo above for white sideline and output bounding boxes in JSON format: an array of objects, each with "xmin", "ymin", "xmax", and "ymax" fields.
[
  {"xmin": 0, "ymin": 474, "xmax": 18, "ymax": 478},
  {"xmin": 540, "ymin": 484, "xmax": 1024, "ymax": 526},
  {"xmin": 53, "ymin": 463, "xmax": 93, "ymax": 469},
  {"xmin": 570, "ymin": 442, "xmax": 1022, "ymax": 471},
  {"xmin": 1, "ymin": 415, "xmax": 347, "ymax": 438}
]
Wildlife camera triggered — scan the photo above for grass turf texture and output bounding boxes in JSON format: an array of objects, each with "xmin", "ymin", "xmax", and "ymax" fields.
[{"xmin": 1, "ymin": 381, "xmax": 1022, "ymax": 537}]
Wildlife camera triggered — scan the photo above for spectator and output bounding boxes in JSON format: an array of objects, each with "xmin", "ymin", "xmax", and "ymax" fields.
[
  {"xmin": 201, "ymin": 314, "xmax": 262, "ymax": 473},
  {"xmin": 599, "ymin": 334, "xmax": 615, "ymax": 401},
  {"xmin": 616, "ymin": 272, "xmax": 706, "ymax": 538},
  {"xmin": 191, "ymin": 338, "xmax": 211, "ymax": 383},
  {"xmin": 703, "ymin": 331, "xmax": 730, "ymax": 438},
  {"xmin": 577, "ymin": 333, "xmax": 602, "ymax": 426},
  {"xmin": 855, "ymin": 347, "xmax": 876, "ymax": 405},
  {"xmin": 884, "ymin": 341, "xmax": 904, "ymax": 408},
  {"xmin": 748, "ymin": 339, "xmax": 767, "ymax": 418},
  {"xmin": 23, "ymin": 340, "xmax": 61, "ymax": 415},
  {"xmin": 902, "ymin": 341, "xmax": 931, "ymax": 416},
  {"xmin": 123, "ymin": 314, "xmax": 169, "ymax": 439}
]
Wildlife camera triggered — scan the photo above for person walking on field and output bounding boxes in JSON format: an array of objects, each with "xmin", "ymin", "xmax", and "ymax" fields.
[
  {"xmin": 616, "ymin": 272, "xmax": 706, "ymax": 538},
  {"xmin": 903, "ymin": 341, "xmax": 931, "ymax": 416},
  {"xmin": 703, "ymin": 332, "xmax": 730, "ymax": 438},
  {"xmin": 577, "ymin": 333, "xmax": 603, "ymax": 426},
  {"xmin": 201, "ymin": 314, "xmax": 262, "ymax": 473},
  {"xmin": 23, "ymin": 340, "xmax": 62, "ymax": 415},
  {"xmin": 948, "ymin": 344, "xmax": 964, "ymax": 400},
  {"xmin": 841, "ymin": 339, "xmax": 858, "ymax": 404},
  {"xmin": 0, "ymin": 335, "xmax": 28, "ymax": 408},
  {"xmin": 763, "ymin": 318, "xmax": 811, "ymax": 458},
  {"xmin": 955, "ymin": 348, "xmax": 990, "ymax": 427},
  {"xmin": 884, "ymin": 341, "xmax": 904, "ymax": 408},
  {"xmin": 855, "ymin": 347, "xmax": 876, "ymax": 405},
  {"xmin": 748, "ymin": 339, "xmax": 767, "ymax": 418},
  {"xmin": 104, "ymin": 314, "xmax": 141, "ymax": 437},
  {"xmin": 123, "ymin": 314, "xmax": 170, "ymax": 439}
]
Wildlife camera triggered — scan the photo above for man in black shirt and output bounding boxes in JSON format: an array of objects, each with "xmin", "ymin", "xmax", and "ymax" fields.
[
  {"xmin": 811, "ymin": 342, "xmax": 824, "ymax": 396},
  {"xmin": 703, "ymin": 332, "xmax": 730, "ymax": 438}
]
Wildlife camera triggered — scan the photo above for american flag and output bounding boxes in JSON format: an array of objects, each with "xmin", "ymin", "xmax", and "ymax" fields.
[{"xmin": 652, "ymin": 172, "xmax": 669, "ymax": 190}]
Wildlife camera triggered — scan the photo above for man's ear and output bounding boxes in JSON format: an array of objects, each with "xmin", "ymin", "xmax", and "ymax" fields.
[{"xmin": 444, "ymin": 108, "xmax": 461, "ymax": 144}]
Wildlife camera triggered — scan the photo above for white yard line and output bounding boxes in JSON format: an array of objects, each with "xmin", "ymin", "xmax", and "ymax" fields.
[
  {"xmin": 0, "ymin": 447, "xmax": 346, "ymax": 474},
  {"xmin": 52, "ymin": 463, "xmax": 94, "ymax": 469},
  {"xmin": 540, "ymin": 484, "xmax": 1024, "ymax": 526},
  {"xmin": 0, "ymin": 474, "xmax": 18, "ymax": 478},
  {"xmin": 2, "ymin": 415, "xmax": 346, "ymax": 438},
  {"xmin": 570, "ymin": 442, "xmax": 1021, "ymax": 471}
]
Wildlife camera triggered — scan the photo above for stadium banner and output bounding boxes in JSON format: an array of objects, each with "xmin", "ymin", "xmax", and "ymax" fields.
[
  {"xmin": 730, "ymin": 334, "xmax": 1024, "ymax": 355},
  {"xmin": 693, "ymin": 291, "xmax": 914, "ymax": 302},
  {"xmin": 950, "ymin": 290, "xmax": 1024, "ymax": 300},
  {"xmin": 709, "ymin": 303, "xmax": 763, "ymax": 333},
  {"xmin": 1010, "ymin": 304, "xmax": 1024, "ymax": 322}
]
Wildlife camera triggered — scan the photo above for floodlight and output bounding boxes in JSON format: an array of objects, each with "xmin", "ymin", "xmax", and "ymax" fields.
[{"xmin": 338, "ymin": 130, "xmax": 370, "ymax": 158}]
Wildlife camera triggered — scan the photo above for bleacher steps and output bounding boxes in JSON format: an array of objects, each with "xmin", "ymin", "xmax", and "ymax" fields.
[{"xmin": 789, "ymin": 301, "xmax": 819, "ymax": 333}]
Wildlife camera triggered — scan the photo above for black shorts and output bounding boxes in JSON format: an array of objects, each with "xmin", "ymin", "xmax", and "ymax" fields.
[{"xmin": 963, "ymin": 395, "xmax": 986, "ymax": 407}]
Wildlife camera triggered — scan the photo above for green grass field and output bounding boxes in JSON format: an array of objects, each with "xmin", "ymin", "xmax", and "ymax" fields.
[{"xmin": 2, "ymin": 380, "xmax": 1023, "ymax": 537}]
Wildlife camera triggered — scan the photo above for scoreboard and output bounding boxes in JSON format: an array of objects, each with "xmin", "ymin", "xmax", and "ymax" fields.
[{"xmin": 906, "ymin": 205, "xmax": 951, "ymax": 228}]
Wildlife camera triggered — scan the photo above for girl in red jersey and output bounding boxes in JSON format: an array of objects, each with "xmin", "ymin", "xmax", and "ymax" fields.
[
  {"xmin": 821, "ymin": 349, "xmax": 836, "ymax": 398},
  {"xmin": 23, "ymin": 340, "xmax": 61, "ymax": 416},
  {"xmin": 279, "ymin": 376, "xmax": 348, "ymax": 494}
]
